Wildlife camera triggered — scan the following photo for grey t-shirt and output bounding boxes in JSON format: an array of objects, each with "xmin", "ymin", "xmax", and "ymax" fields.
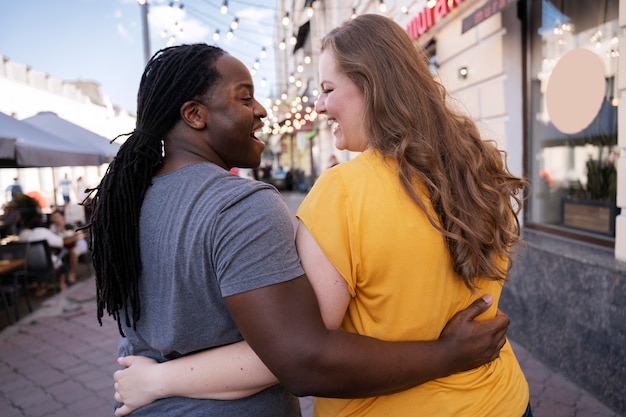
[{"xmin": 118, "ymin": 162, "xmax": 304, "ymax": 416}]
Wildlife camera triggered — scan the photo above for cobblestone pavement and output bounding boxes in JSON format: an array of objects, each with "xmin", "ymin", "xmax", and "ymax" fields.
[{"xmin": 0, "ymin": 192, "xmax": 622, "ymax": 417}]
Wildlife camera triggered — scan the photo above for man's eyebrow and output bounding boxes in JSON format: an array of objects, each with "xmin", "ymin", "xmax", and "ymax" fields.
[{"xmin": 236, "ymin": 82, "xmax": 254, "ymax": 93}]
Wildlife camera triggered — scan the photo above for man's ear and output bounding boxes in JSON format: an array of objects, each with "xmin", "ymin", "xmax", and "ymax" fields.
[{"xmin": 180, "ymin": 100, "xmax": 207, "ymax": 130}]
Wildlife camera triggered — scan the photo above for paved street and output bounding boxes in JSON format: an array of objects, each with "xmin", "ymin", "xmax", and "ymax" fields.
[{"xmin": 0, "ymin": 191, "xmax": 622, "ymax": 417}]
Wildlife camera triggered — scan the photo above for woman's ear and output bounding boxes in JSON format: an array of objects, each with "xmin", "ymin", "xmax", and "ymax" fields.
[{"xmin": 180, "ymin": 100, "xmax": 207, "ymax": 130}]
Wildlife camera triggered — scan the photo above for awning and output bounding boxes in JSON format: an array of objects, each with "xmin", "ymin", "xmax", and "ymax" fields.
[
  {"xmin": 0, "ymin": 111, "xmax": 103, "ymax": 167},
  {"xmin": 22, "ymin": 111, "xmax": 120, "ymax": 164}
]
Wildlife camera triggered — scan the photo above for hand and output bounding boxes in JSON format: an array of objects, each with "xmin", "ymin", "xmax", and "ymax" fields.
[
  {"xmin": 114, "ymin": 356, "xmax": 163, "ymax": 416},
  {"xmin": 438, "ymin": 295, "xmax": 509, "ymax": 374}
]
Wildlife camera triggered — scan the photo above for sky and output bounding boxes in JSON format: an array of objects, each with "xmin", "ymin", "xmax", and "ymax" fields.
[{"xmin": 0, "ymin": 0, "xmax": 278, "ymax": 114}]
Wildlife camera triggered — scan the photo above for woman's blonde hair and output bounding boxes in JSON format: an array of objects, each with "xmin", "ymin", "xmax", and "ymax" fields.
[{"xmin": 321, "ymin": 14, "xmax": 528, "ymax": 287}]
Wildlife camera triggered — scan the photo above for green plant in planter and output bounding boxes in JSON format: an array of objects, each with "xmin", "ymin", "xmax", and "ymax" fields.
[{"xmin": 586, "ymin": 157, "xmax": 616, "ymax": 201}]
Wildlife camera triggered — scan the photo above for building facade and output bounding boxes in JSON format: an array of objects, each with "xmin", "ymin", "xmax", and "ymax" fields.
[{"xmin": 274, "ymin": 0, "xmax": 625, "ymax": 413}]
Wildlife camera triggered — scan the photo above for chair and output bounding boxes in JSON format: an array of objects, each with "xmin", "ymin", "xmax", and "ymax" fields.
[
  {"xmin": 0, "ymin": 242, "xmax": 30, "ymax": 322},
  {"xmin": 16, "ymin": 240, "xmax": 68, "ymax": 297},
  {"xmin": 0, "ymin": 287, "xmax": 13, "ymax": 324}
]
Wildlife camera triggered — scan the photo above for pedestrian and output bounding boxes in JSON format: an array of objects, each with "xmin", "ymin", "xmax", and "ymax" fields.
[
  {"xmin": 87, "ymin": 43, "xmax": 509, "ymax": 417},
  {"xmin": 76, "ymin": 176, "xmax": 89, "ymax": 203},
  {"xmin": 58, "ymin": 172, "xmax": 72, "ymax": 212},
  {"xmin": 49, "ymin": 209, "xmax": 87, "ymax": 285},
  {"xmin": 5, "ymin": 177, "xmax": 23, "ymax": 201}
]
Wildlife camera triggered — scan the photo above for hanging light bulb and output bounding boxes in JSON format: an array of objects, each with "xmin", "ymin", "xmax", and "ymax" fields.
[
  {"xmin": 213, "ymin": 29, "xmax": 220, "ymax": 41},
  {"xmin": 306, "ymin": 5, "xmax": 313, "ymax": 17},
  {"xmin": 220, "ymin": 0, "xmax": 228, "ymax": 14},
  {"xmin": 282, "ymin": 12, "xmax": 290, "ymax": 26},
  {"xmin": 351, "ymin": 8, "xmax": 357, "ymax": 19},
  {"xmin": 230, "ymin": 17, "xmax": 239, "ymax": 30},
  {"xmin": 227, "ymin": 29, "xmax": 234, "ymax": 39},
  {"xmin": 261, "ymin": 78, "xmax": 268, "ymax": 87},
  {"xmin": 427, "ymin": 0, "xmax": 436, "ymax": 8},
  {"xmin": 379, "ymin": 0, "xmax": 387, "ymax": 12},
  {"xmin": 401, "ymin": 6, "xmax": 409, "ymax": 14},
  {"xmin": 279, "ymin": 38, "xmax": 286, "ymax": 50},
  {"xmin": 290, "ymin": 33, "xmax": 297, "ymax": 45},
  {"xmin": 253, "ymin": 59, "xmax": 260, "ymax": 70},
  {"xmin": 304, "ymin": 55, "xmax": 311, "ymax": 64},
  {"xmin": 260, "ymin": 47, "xmax": 267, "ymax": 59}
]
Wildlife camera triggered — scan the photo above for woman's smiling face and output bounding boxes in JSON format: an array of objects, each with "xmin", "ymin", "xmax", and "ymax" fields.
[{"xmin": 315, "ymin": 50, "xmax": 369, "ymax": 152}]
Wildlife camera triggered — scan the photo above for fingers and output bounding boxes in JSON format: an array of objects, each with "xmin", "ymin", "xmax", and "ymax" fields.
[
  {"xmin": 491, "ymin": 309, "xmax": 511, "ymax": 333},
  {"xmin": 457, "ymin": 294, "xmax": 494, "ymax": 321},
  {"xmin": 115, "ymin": 404, "xmax": 131, "ymax": 417},
  {"xmin": 117, "ymin": 356, "xmax": 132, "ymax": 367}
]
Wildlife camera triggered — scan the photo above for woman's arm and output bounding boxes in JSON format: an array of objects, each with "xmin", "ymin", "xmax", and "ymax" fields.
[
  {"xmin": 294, "ymin": 221, "xmax": 350, "ymax": 330},
  {"xmin": 113, "ymin": 223, "xmax": 350, "ymax": 416},
  {"xmin": 113, "ymin": 340, "xmax": 278, "ymax": 416}
]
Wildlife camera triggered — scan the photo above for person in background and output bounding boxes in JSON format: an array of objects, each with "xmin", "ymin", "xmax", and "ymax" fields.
[
  {"xmin": 49, "ymin": 210, "xmax": 87, "ymax": 285},
  {"xmin": 327, "ymin": 154, "xmax": 339, "ymax": 168},
  {"xmin": 58, "ymin": 173, "xmax": 72, "ymax": 212},
  {"xmin": 0, "ymin": 201, "xmax": 21, "ymax": 237},
  {"xmin": 113, "ymin": 14, "xmax": 531, "ymax": 417},
  {"xmin": 5, "ymin": 177, "xmax": 23, "ymax": 201},
  {"xmin": 85, "ymin": 43, "xmax": 509, "ymax": 417},
  {"xmin": 18, "ymin": 209, "xmax": 68, "ymax": 295},
  {"xmin": 76, "ymin": 176, "xmax": 89, "ymax": 203},
  {"xmin": 25, "ymin": 191, "xmax": 49, "ymax": 213}
]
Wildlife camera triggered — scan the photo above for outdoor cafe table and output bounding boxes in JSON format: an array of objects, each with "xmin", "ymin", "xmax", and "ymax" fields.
[{"xmin": 0, "ymin": 258, "xmax": 26, "ymax": 275}]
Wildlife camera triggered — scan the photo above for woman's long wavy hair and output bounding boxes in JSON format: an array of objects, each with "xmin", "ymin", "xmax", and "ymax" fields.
[
  {"xmin": 322, "ymin": 14, "xmax": 528, "ymax": 287},
  {"xmin": 86, "ymin": 44, "xmax": 226, "ymax": 334}
]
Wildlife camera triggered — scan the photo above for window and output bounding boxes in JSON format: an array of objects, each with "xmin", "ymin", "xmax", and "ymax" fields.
[{"xmin": 527, "ymin": 0, "xmax": 620, "ymax": 242}]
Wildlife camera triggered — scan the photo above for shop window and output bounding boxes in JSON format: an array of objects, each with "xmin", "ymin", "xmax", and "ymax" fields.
[{"xmin": 527, "ymin": 0, "xmax": 620, "ymax": 243}]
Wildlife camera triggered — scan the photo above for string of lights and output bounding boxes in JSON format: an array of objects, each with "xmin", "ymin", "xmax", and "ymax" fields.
[
  {"xmin": 140, "ymin": 0, "xmax": 280, "ymax": 105},
  {"xmin": 139, "ymin": 0, "xmax": 427, "ymax": 134}
]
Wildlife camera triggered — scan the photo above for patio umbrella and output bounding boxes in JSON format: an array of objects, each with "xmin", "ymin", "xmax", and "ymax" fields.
[
  {"xmin": 0, "ymin": 111, "xmax": 102, "ymax": 167},
  {"xmin": 23, "ymin": 112, "xmax": 120, "ymax": 164}
]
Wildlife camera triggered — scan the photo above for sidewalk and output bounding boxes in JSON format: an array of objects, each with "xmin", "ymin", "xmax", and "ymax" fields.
[{"xmin": 0, "ymin": 191, "xmax": 622, "ymax": 417}]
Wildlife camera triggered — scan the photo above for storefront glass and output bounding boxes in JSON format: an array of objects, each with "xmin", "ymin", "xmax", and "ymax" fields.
[{"xmin": 527, "ymin": 0, "xmax": 619, "ymax": 241}]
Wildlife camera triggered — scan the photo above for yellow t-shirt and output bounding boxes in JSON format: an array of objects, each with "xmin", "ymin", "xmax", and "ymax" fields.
[{"xmin": 296, "ymin": 150, "xmax": 529, "ymax": 417}]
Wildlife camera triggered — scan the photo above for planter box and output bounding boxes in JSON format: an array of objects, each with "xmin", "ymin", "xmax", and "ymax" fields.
[{"xmin": 560, "ymin": 197, "xmax": 618, "ymax": 236}]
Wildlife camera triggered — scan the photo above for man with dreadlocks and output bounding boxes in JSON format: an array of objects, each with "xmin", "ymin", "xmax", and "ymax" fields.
[{"xmin": 88, "ymin": 44, "xmax": 509, "ymax": 416}]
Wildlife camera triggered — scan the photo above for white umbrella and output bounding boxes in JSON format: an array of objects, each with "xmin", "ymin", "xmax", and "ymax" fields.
[
  {"xmin": 0, "ymin": 111, "xmax": 102, "ymax": 167},
  {"xmin": 23, "ymin": 112, "xmax": 120, "ymax": 164}
]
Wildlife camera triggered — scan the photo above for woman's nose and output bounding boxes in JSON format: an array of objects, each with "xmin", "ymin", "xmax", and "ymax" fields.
[{"xmin": 315, "ymin": 97, "xmax": 326, "ymax": 114}]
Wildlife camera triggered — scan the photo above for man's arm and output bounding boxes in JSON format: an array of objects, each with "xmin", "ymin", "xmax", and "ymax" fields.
[
  {"xmin": 225, "ymin": 276, "xmax": 507, "ymax": 398},
  {"xmin": 113, "ymin": 290, "xmax": 505, "ymax": 416}
]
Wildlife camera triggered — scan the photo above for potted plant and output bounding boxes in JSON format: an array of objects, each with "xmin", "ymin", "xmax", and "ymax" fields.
[{"xmin": 561, "ymin": 134, "xmax": 619, "ymax": 236}]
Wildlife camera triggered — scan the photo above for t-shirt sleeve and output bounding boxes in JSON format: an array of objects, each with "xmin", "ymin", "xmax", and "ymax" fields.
[
  {"xmin": 296, "ymin": 169, "xmax": 358, "ymax": 295},
  {"xmin": 214, "ymin": 187, "xmax": 304, "ymax": 297}
]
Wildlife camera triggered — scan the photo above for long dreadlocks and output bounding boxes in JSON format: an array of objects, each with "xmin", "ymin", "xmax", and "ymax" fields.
[{"xmin": 86, "ymin": 44, "xmax": 226, "ymax": 335}]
